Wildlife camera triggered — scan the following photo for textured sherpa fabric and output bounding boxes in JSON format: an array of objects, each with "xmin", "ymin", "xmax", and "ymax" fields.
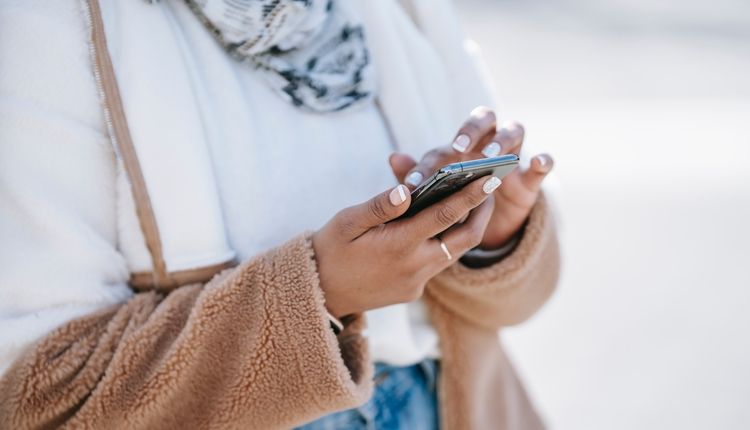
[
  {"xmin": 0, "ymin": 234, "xmax": 373, "ymax": 429},
  {"xmin": 0, "ymin": 195, "xmax": 559, "ymax": 430},
  {"xmin": 427, "ymin": 194, "xmax": 560, "ymax": 429},
  {"xmin": 0, "ymin": 198, "xmax": 559, "ymax": 430}
]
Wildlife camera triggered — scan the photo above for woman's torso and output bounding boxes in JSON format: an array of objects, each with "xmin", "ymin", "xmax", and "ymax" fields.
[
  {"xmin": 1, "ymin": 0, "xmax": 495, "ymax": 373},
  {"xmin": 102, "ymin": 0, "xmax": 440, "ymax": 365}
]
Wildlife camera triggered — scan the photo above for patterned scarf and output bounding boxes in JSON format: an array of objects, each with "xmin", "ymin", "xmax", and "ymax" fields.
[{"xmin": 184, "ymin": 0, "xmax": 375, "ymax": 112}]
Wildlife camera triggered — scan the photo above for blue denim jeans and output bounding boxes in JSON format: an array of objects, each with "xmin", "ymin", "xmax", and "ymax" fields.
[{"xmin": 296, "ymin": 360, "xmax": 440, "ymax": 430}]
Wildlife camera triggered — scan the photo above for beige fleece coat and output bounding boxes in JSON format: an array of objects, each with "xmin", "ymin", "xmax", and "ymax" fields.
[{"xmin": 0, "ymin": 194, "xmax": 558, "ymax": 429}]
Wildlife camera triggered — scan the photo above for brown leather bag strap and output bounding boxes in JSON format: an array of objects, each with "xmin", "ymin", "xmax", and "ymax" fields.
[
  {"xmin": 85, "ymin": 0, "xmax": 237, "ymax": 290},
  {"xmin": 86, "ymin": 0, "xmax": 175, "ymax": 290}
]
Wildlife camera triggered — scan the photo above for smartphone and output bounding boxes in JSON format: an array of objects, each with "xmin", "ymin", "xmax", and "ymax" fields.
[{"xmin": 399, "ymin": 154, "xmax": 519, "ymax": 218}]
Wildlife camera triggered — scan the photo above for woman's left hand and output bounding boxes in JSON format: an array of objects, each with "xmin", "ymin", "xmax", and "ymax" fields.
[{"xmin": 389, "ymin": 106, "xmax": 554, "ymax": 250}]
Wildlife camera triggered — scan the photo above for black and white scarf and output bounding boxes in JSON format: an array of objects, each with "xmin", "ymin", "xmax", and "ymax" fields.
[{"xmin": 184, "ymin": 0, "xmax": 375, "ymax": 112}]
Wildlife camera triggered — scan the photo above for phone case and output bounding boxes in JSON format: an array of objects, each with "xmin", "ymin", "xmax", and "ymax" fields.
[{"xmin": 400, "ymin": 154, "xmax": 519, "ymax": 218}]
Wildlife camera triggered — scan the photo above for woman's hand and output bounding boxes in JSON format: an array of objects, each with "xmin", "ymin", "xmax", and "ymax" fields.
[
  {"xmin": 313, "ymin": 177, "xmax": 500, "ymax": 318},
  {"xmin": 389, "ymin": 106, "xmax": 554, "ymax": 249}
]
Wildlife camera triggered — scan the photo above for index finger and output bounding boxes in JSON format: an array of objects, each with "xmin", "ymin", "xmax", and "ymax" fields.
[
  {"xmin": 393, "ymin": 175, "xmax": 500, "ymax": 240},
  {"xmin": 451, "ymin": 106, "xmax": 497, "ymax": 154}
]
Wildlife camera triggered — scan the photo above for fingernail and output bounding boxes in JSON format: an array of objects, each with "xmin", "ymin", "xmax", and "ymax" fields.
[
  {"xmin": 482, "ymin": 176, "xmax": 502, "ymax": 194},
  {"xmin": 482, "ymin": 142, "xmax": 501, "ymax": 158},
  {"xmin": 405, "ymin": 171, "xmax": 424, "ymax": 187},
  {"xmin": 537, "ymin": 155, "xmax": 547, "ymax": 167},
  {"xmin": 389, "ymin": 185, "xmax": 408, "ymax": 206},
  {"xmin": 452, "ymin": 134, "xmax": 471, "ymax": 153}
]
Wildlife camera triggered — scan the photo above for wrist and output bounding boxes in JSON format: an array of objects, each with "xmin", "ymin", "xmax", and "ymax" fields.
[{"xmin": 311, "ymin": 231, "xmax": 350, "ymax": 319}]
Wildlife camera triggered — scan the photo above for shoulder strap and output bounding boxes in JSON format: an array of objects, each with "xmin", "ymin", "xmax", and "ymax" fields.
[{"xmin": 85, "ymin": 0, "xmax": 233, "ymax": 290}]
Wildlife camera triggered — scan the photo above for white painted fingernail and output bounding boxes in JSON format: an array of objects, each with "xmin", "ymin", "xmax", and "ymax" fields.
[
  {"xmin": 483, "ymin": 176, "xmax": 502, "ymax": 194},
  {"xmin": 482, "ymin": 142, "xmax": 501, "ymax": 158},
  {"xmin": 389, "ymin": 184, "xmax": 408, "ymax": 206},
  {"xmin": 405, "ymin": 171, "xmax": 424, "ymax": 187},
  {"xmin": 537, "ymin": 155, "xmax": 547, "ymax": 167},
  {"xmin": 452, "ymin": 134, "xmax": 471, "ymax": 153}
]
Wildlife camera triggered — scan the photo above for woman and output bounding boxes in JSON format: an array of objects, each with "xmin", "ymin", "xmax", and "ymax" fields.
[{"xmin": 0, "ymin": 0, "xmax": 559, "ymax": 428}]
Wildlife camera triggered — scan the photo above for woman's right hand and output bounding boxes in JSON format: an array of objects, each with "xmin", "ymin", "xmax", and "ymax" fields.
[{"xmin": 312, "ymin": 176, "xmax": 503, "ymax": 318}]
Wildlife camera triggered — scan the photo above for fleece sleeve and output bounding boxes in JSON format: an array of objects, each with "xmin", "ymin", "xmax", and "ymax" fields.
[
  {"xmin": 425, "ymin": 194, "xmax": 561, "ymax": 330},
  {"xmin": 0, "ymin": 235, "xmax": 373, "ymax": 430}
]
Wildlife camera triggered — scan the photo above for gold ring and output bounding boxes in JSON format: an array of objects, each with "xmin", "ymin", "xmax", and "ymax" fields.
[{"xmin": 439, "ymin": 240, "xmax": 453, "ymax": 261}]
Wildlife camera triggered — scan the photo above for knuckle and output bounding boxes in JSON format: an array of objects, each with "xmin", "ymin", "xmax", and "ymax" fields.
[
  {"xmin": 424, "ymin": 148, "xmax": 442, "ymax": 159},
  {"xmin": 436, "ymin": 147, "xmax": 457, "ymax": 161},
  {"xmin": 465, "ymin": 188, "xmax": 487, "ymax": 207},
  {"xmin": 435, "ymin": 204, "xmax": 460, "ymax": 227},
  {"xmin": 516, "ymin": 127, "xmax": 526, "ymax": 143},
  {"xmin": 367, "ymin": 197, "xmax": 390, "ymax": 223},
  {"xmin": 470, "ymin": 106, "xmax": 497, "ymax": 122},
  {"xmin": 426, "ymin": 147, "xmax": 460, "ymax": 167},
  {"xmin": 334, "ymin": 209, "xmax": 359, "ymax": 236},
  {"xmin": 384, "ymin": 227, "xmax": 419, "ymax": 255},
  {"xmin": 402, "ymin": 282, "xmax": 425, "ymax": 302},
  {"xmin": 507, "ymin": 120, "xmax": 525, "ymax": 132},
  {"xmin": 506, "ymin": 121, "xmax": 525, "ymax": 142},
  {"xmin": 494, "ymin": 127, "xmax": 511, "ymax": 142},
  {"xmin": 392, "ymin": 240, "xmax": 414, "ymax": 260},
  {"xmin": 419, "ymin": 149, "xmax": 451, "ymax": 172},
  {"xmin": 461, "ymin": 121, "xmax": 482, "ymax": 137}
]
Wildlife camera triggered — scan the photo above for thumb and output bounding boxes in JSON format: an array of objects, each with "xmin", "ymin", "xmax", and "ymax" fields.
[
  {"xmin": 389, "ymin": 152, "xmax": 417, "ymax": 183},
  {"xmin": 334, "ymin": 184, "xmax": 411, "ymax": 239}
]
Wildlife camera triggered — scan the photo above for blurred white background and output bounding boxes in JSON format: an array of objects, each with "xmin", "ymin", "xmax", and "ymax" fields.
[{"xmin": 456, "ymin": 0, "xmax": 750, "ymax": 428}]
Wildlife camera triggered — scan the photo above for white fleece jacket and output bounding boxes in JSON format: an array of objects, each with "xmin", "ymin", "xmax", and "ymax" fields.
[{"xmin": 0, "ymin": 0, "xmax": 497, "ymax": 374}]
